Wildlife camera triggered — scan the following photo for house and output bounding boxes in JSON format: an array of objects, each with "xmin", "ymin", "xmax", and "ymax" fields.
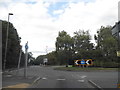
[{"xmin": 111, "ymin": 21, "xmax": 120, "ymax": 40}]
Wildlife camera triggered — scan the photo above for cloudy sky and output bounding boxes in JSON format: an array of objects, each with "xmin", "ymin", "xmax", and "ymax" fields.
[{"xmin": 0, "ymin": 0, "xmax": 119, "ymax": 58}]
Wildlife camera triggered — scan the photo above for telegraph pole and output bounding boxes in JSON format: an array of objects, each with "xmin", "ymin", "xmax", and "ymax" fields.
[
  {"xmin": 24, "ymin": 41, "xmax": 28, "ymax": 78},
  {"xmin": 17, "ymin": 45, "xmax": 22, "ymax": 74}
]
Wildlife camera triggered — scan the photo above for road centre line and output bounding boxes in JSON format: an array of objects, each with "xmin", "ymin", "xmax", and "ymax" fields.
[
  {"xmin": 72, "ymin": 74, "xmax": 87, "ymax": 79},
  {"xmin": 57, "ymin": 79, "xmax": 66, "ymax": 81},
  {"xmin": 80, "ymin": 75, "xmax": 87, "ymax": 78},
  {"xmin": 42, "ymin": 77, "xmax": 47, "ymax": 80},
  {"xmin": 78, "ymin": 80, "xmax": 85, "ymax": 82}
]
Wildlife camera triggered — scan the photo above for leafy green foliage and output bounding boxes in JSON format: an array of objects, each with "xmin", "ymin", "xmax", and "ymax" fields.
[
  {"xmin": 94, "ymin": 26, "xmax": 118, "ymax": 67},
  {"xmin": 34, "ymin": 55, "xmax": 46, "ymax": 65},
  {"xmin": 35, "ymin": 26, "xmax": 118, "ymax": 68},
  {"xmin": 47, "ymin": 51, "xmax": 57, "ymax": 65},
  {"xmin": 2, "ymin": 20, "xmax": 25, "ymax": 69},
  {"xmin": 55, "ymin": 30, "xmax": 73, "ymax": 65}
]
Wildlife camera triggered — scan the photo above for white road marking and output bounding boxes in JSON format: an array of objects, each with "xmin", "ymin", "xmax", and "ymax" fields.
[
  {"xmin": 81, "ymin": 75, "xmax": 87, "ymax": 78},
  {"xmin": 57, "ymin": 79, "xmax": 66, "ymax": 81},
  {"xmin": 88, "ymin": 80, "xmax": 103, "ymax": 90},
  {"xmin": 33, "ymin": 77, "xmax": 41, "ymax": 84},
  {"xmin": 78, "ymin": 80, "xmax": 85, "ymax": 82},
  {"xmin": 42, "ymin": 77, "xmax": 47, "ymax": 80}
]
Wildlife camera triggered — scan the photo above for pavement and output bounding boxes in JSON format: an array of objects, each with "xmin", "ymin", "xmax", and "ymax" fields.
[
  {"xmin": 2, "ymin": 67, "xmax": 37, "ymax": 89},
  {"xmin": 1, "ymin": 65, "xmax": 119, "ymax": 89}
]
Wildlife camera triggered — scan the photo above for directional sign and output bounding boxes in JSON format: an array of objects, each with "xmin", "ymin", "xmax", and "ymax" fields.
[
  {"xmin": 74, "ymin": 59, "xmax": 93, "ymax": 66},
  {"xmin": 75, "ymin": 60, "xmax": 79, "ymax": 65},
  {"xmin": 25, "ymin": 42, "xmax": 28, "ymax": 50},
  {"xmin": 81, "ymin": 59, "xmax": 85, "ymax": 64},
  {"xmin": 86, "ymin": 60, "xmax": 89, "ymax": 65}
]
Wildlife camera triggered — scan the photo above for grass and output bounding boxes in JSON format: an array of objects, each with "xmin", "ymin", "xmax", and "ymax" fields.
[{"xmin": 54, "ymin": 66, "xmax": 118, "ymax": 71}]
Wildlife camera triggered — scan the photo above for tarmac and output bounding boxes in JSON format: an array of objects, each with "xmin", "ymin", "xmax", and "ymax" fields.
[{"xmin": 2, "ymin": 68, "xmax": 37, "ymax": 89}]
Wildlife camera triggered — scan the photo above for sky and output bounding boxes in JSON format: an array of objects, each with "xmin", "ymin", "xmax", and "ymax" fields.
[{"xmin": 0, "ymin": 0, "xmax": 119, "ymax": 58}]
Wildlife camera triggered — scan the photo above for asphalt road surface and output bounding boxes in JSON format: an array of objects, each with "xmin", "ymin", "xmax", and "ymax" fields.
[
  {"xmin": 2, "ymin": 66, "xmax": 118, "ymax": 89},
  {"xmin": 26, "ymin": 66, "xmax": 118, "ymax": 88}
]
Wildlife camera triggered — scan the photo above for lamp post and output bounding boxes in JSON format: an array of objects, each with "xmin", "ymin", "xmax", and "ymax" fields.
[{"xmin": 3, "ymin": 13, "xmax": 13, "ymax": 71}]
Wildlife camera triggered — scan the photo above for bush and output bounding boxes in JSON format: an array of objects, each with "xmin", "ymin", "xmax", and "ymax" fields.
[
  {"xmin": 102, "ymin": 62, "xmax": 118, "ymax": 68},
  {"xmin": 93, "ymin": 61, "xmax": 118, "ymax": 68}
]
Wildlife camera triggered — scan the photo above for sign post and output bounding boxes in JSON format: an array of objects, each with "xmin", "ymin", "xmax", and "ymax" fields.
[
  {"xmin": 24, "ymin": 41, "xmax": 28, "ymax": 78},
  {"xmin": 81, "ymin": 59, "xmax": 85, "ymax": 68}
]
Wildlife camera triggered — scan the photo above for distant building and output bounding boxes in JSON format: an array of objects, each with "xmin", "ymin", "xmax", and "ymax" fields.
[
  {"xmin": 111, "ymin": 21, "xmax": 120, "ymax": 40},
  {"xmin": 112, "ymin": 1, "xmax": 120, "ymax": 39},
  {"xmin": 112, "ymin": 21, "xmax": 120, "ymax": 54}
]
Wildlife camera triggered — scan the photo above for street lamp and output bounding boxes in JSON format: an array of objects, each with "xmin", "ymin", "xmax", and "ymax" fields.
[{"xmin": 3, "ymin": 13, "xmax": 13, "ymax": 71}]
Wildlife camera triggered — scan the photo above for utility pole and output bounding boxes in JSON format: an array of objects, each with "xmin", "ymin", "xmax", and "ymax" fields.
[
  {"xmin": 3, "ymin": 13, "xmax": 13, "ymax": 71},
  {"xmin": 17, "ymin": 45, "xmax": 22, "ymax": 74},
  {"xmin": 45, "ymin": 46, "xmax": 48, "ymax": 65},
  {"xmin": 24, "ymin": 41, "xmax": 28, "ymax": 78}
]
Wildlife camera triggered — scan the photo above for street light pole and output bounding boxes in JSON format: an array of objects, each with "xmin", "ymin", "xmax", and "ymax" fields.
[{"xmin": 3, "ymin": 13, "xmax": 13, "ymax": 71}]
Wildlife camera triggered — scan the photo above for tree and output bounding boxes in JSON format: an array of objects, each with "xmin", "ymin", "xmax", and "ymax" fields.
[
  {"xmin": 73, "ymin": 30, "xmax": 94, "ymax": 59},
  {"xmin": 47, "ymin": 51, "xmax": 57, "ymax": 65},
  {"xmin": 55, "ymin": 30, "xmax": 73, "ymax": 65},
  {"xmin": 94, "ymin": 26, "xmax": 118, "ymax": 67},
  {"xmin": 2, "ymin": 20, "xmax": 22, "ymax": 69},
  {"xmin": 34, "ymin": 55, "xmax": 46, "ymax": 65},
  {"xmin": 28, "ymin": 52, "xmax": 35, "ymax": 65}
]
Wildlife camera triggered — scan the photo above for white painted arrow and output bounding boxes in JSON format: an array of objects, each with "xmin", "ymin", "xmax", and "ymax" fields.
[
  {"xmin": 86, "ymin": 60, "xmax": 90, "ymax": 65},
  {"xmin": 75, "ymin": 60, "xmax": 78, "ymax": 65}
]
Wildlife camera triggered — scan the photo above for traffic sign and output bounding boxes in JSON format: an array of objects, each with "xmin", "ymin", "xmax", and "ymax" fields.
[
  {"xmin": 81, "ymin": 59, "xmax": 85, "ymax": 64},
  {"xmin": 74, "ymin": 59, "xmax": 93, "ymax": 66},
  {"xmin": 25, "ymin": 42, "xmax": 28, "ymax": 50},
  {"xmin": 75, "ymin": 60, "xmax": 79, "ymax": 65}
]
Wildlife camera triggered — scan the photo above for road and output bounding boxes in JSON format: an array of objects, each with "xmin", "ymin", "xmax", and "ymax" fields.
[
  {"xmin": 28, "ymin": 66, "xmax": 118, "ymax": 88},
  {"xmin": 28, "ymin": 66, "xmax": 94, "ymax": 88},
  {"xmin": 3, "ymin": 66, "xmax": 118, "ymax": 89}
]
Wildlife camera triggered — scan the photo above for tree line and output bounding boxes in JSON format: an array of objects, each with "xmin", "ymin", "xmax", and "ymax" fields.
[
  {"xmin": 2, "ymin": 19, "xmax": 119, "ymax": 69},
  {"xmin": 2, "ymin": 20, "xmax": 34, "ymax": 69},
  {"xmin": 36, "ymin": 26, "xmax": 119, "ymax": 68}
]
